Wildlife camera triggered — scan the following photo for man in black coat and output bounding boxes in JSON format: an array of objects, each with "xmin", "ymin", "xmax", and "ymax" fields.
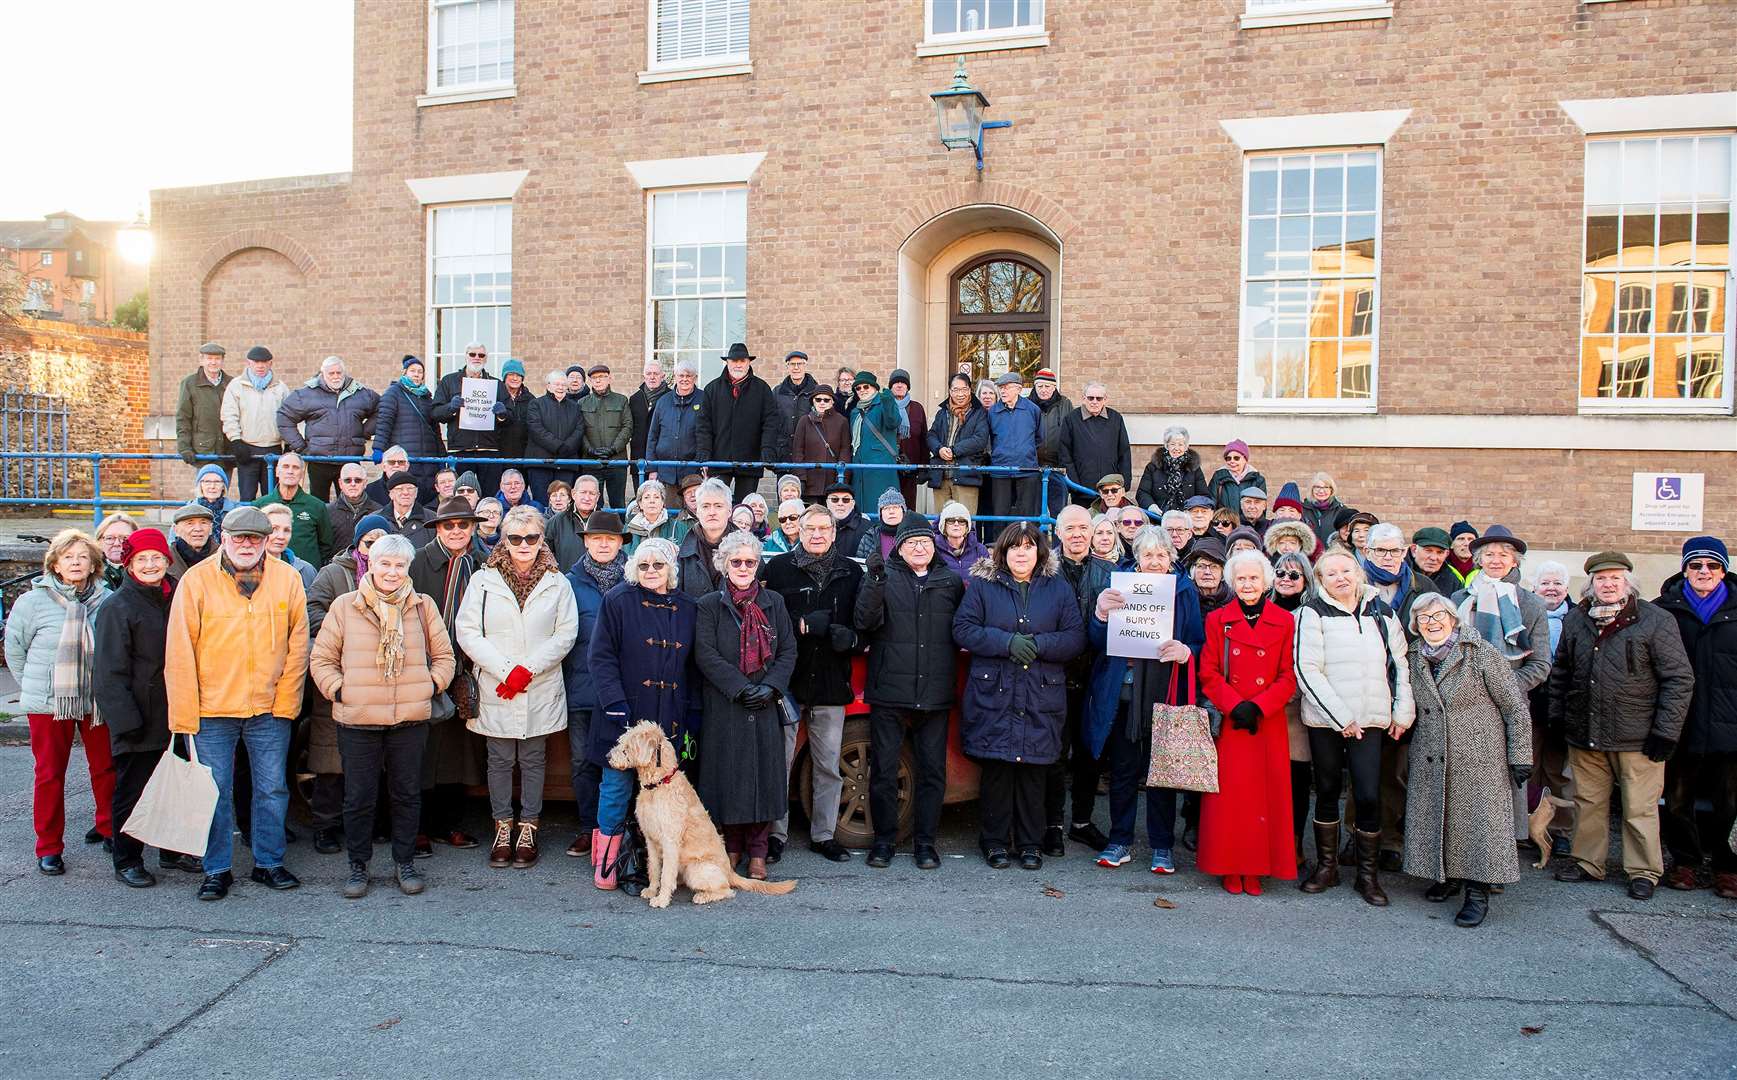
[
  {"xmin": 695, "ymin": 342, "xmax": 780, "ymax": 501},
  {"xmin": 430, "ymin": 345, "xmax": 516, "ymax": 494},
  {"xmin": 1056, "ymin": 381, "xmax": 1131, "ymax": 507},
  {"xmin": 771, "ymin": 350, "xmax": 820, "ymax": 463},
  {"xmin": 854, "ymin": 514, "xmax": 964, "ymax": 870},
  {"xmin": 762, "ymin": 504, "xmax": 864, "ymax": 864},
  {"xmin": 326, "ymin": 462, "xmax": 382, "ymax": 555},
  {"xmin": 823, "ymin": 482, "xmax": 870, "ymax": 557},
  {"xmin": 1654, "ymin": 536, "xmax": 1737, "ymax": 897},
  {"xmin": 626, "ymin": 359, "xmax": 670, "ymax": 491}
]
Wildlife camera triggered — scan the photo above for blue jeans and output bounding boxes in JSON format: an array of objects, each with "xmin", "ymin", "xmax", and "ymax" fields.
[
  {"xmin": 598, "ymin": 767, "xmax": 634, "ymax": 837},
  {"xmin": 195, "ymin": 713, "xmax": 290, "ymax": 875}
]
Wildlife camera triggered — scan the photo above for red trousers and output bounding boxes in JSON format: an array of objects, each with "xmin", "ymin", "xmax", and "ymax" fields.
[{"xmin": 28, "ymin": 714, "xmax": 114, "ymax": 857}]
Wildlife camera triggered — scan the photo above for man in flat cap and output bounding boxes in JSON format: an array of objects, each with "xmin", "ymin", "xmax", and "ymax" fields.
[
  {"xmin": 578, "ymin": 362, "xmax": 632, "ymax": 509},
  {"xmin": 177, "ymin": 343, "xmax": 233, "ymax": 474},
  {"xmin": 1550, "ymin": 550, "xmax": 1695, "ymax": 900}
]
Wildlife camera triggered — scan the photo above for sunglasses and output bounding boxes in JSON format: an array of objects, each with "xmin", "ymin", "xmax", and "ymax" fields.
[
  {"xmin": 640, "ymin": 559, "xmax": 668, "ymax": 570},
  {"xmin": 467, "ymin": 351, "xmax": 486, "ymax": 359},
  {"xmin": 1119, "ymin": 518, "xmax": 1143, "ymax": 527},
  {"xmin": 727, "ymin": 557, "xmax": 759, "ymax": 569},
  {"xmin": 1100, "ymin": 486, "xmax": 1123, "ymax": 494},
  {"xmin": 1275, "ymin": 569, "xmax": 1304, "ymax": 581},
  {"xmin": 340, "ymin": 476, "xmax": 365, "ymax": 484},
  {"xmin": 1686, "ymin": 560, "xmax": 1724, "ymax": 572},
  {"xmin": 827, "ymin": 495, "xmax": 852, "ymax": 503},
  {"xmin": 436, "ymin": 521, "xmax": 471, "ymax": 531},
  {"xmin": 778, "ymin": 514, "xmax": 799, "ymax": 523},
  {"xmin": 504, "ymin": 534, "xmax": 542, "ymax": 547},
  {"xmin": 1084, "ymin": 395, "xmax": 1105, "ymax": 402}
]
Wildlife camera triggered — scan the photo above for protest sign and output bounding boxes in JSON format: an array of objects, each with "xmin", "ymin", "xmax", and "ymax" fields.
[
  {"xmin": 459, "ymin": 377, "xmax": 496, "ymax": 431},
  {"xmin": 1106, "ymin": 572, "xmax": 1176, "ymax": 660}
]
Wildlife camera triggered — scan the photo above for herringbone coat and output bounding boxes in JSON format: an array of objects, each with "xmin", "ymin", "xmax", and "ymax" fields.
[{"xmin": 1402, "ymin": 627, "xmax": 1533, "ymax": 885}]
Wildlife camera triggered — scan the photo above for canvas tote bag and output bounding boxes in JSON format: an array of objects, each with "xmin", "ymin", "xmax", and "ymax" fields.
[
  {"xmin": 1145, "ymin": 656, "xmax": 1219, "ymax": 793},
  {"xmin": 121, "ymin": 735, "xmax": 218, "ymax": 856}
]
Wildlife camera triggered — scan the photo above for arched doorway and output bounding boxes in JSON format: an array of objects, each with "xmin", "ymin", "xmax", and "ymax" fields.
[
  {"xmin": 949, "ymin": 252, "xmax": 1049, "ymax": 387},
  {"xmin": 896, "ymin": 204, "xmax": 1063, "ymax": 406}
]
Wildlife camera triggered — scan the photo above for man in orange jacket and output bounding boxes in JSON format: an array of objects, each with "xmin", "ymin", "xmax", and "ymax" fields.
[{"xmin": 165, "ymin": 505, "xmax": 309, "ymax": 901}]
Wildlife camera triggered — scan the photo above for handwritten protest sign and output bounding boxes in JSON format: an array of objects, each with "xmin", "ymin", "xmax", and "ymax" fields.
[
  {"xmin": 459, "ymin": 377, "xmax": 495, "ymax": 431},
  {"xmin": 1106, "ymin": 572, "xmax": 1176, "ymax": 660}
]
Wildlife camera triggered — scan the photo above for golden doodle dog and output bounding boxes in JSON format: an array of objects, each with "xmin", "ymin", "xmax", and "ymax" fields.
[{"xmin": 607, "ymin": 721, "xmax": 798, "ymax": 908}]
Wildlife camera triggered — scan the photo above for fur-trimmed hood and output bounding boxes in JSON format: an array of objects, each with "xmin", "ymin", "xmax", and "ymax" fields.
[
  {"xmin": 1264, "ymin": 520, "xmax": 1317, "ymax": 557},
  {"xmin": 968, "ymin": 549, "xmax": 1060, "ymax": 582},
  {"xmin": 1148, "ymin": 445, "xmax": 1201, "ymax": 473}
]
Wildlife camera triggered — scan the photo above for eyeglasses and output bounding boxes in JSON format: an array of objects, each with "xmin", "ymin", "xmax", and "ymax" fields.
[
  {"xmin": 640, "ymin": 560, "xmax": 668, "ymax": 570},
  {"xmin": 504, "ymin": 534, "xmax": 542, "ymax": 547},
  {"xmin": 1686, "ymin": 560, "xmax": 1724, "ymax": 572},
  {"xmin": 1416, "ymin": 612, "xmax": 1453, "ymax": 627},
  {"xmin": 727, "ymin": 557, "xmax": 759, "ymax": 569},
  {"xmin": 1369, "ymin": 547, "xmax": 1405, "ymax": 557},
  {"xmin": 1275, "ymin": 569, "xmax": 1303, "ymax": 581}
]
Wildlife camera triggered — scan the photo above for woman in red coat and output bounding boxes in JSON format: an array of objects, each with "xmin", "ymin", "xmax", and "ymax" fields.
[{"xmin": 1199, "ymin": 549, "xmax": 1299, "ymax": 894}]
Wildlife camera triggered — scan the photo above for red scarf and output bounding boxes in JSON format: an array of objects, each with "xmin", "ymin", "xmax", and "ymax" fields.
[
  {"xmin": 729, "ymin": 582, "xmax": 774, "ymax": 675},
  {"xmin": 728, "ymin": 372, "xmax": 747, "ymax": 399}
]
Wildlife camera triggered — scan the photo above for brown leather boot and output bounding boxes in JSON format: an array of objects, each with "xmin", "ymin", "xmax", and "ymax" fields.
[
  {"xmin": 1353, "ymin": 828, "xmax": 1389, "ymax": 907},
  {"xmin": 487, "ymin": 819, "xmax": 514, "ymax": 869},
  {"xmin": 1300, "ymin": 819, "xmax": 1340, "ymax": 893},
  {"xmin": 512, "ymin": 820, "xmax": 540, "ymax": 868}
]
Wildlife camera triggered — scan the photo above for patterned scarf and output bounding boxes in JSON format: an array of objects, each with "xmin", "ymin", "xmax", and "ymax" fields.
[
  {"xmin": 486, "ymin": 541, "xmax": 556, "ymax": 609},
  {"xmin": 578, "ymin": 550, "xmax": 626, "ymax": 592},
  {"xmin": 1589, "ymin": 596, "xmax": 1629, "ymax": 631},
  {"xmin": 45, "ymin": 577, "xmax": 96, "ymax": 721},
  {"xmin": 436, "ymin": 547, "xmax": 474, "ymax": 656},
  {"xmin": 1420, "ymin": 629, "xmax": 1460, "ymax": 673},
  {"xmin": 1469, "ymin": 576, "xmax": 1530, "ymax": 662},
  {"xmin": 354, "ymin": 573, "xmax": 414, "ymax": 680},
  {"xmin": 730, "ymin": 582, "xmax": 773, "ymax": 676},
  {"xmin": 220, "ymin": 551, "xmax": 264, "ymax": 599},
  {"xmin": 1158, "ymin": 451, "xmax": 1190, "ymax": 510},
  {"xmin": 794, "ymin": 542, "xmax": 837, "ymax": 589}
]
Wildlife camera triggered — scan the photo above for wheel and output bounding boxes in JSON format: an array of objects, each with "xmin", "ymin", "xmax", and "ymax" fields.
[{"xmin": 800, "ymin": 716, "xmax": 916, "ymax": 848}]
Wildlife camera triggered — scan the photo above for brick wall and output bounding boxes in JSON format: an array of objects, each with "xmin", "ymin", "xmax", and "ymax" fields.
[
  {"xmin": 147, "ymin": 0, "xmax": 1737, "ymax": 549},
  {"xmin": 0, "ymin": 317, "xmax": 150, "ymax": 493}
]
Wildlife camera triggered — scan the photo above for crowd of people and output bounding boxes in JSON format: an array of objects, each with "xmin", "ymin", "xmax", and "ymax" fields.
[{"xmin": 5, "ymin": 340, "xmax": 1730, "ymax": 925}]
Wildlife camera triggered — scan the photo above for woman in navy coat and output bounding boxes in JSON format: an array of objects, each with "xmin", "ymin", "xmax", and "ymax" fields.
[
  {"xmin": 372, "ymin": 356, "xmax": 446, "ymax": 495},
  {"xmin": 586, "ymin": 537, "xmax": 698, "ymax": 888},
  {"xmin": 952, "ymin": 522, "xmax": 1086, "ymax": 870}
]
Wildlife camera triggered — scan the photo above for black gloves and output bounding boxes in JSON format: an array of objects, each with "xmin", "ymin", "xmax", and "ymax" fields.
[
  {"xmin": 828, "ymin": 624, "xmax": 857, "ymax": 652},
  {"xmin": 737, "ymin": 684, "xmax": 776, "ymax": 710},
  {"xmin": 803, "ymin": 612, "xmax": 831, "ymax": 637},
  {"xmin": 1229, "ymin": 701, "xmax": 1261, "ymax": 735},
  {"xmin": 180, "ymin": 450, "xmax": 198, "ymax": 466},
  {"xmin": 865, "ymin": 548, "xmax": 885, "ymax": 579},
  {"xmin": 1008, "ymin": 634, "xmax": 1038, "ymax": 666},
  {"xmin": 1642, "ymin": 733, "xmax": 1676, "ymax": 763},
  {"xmin": 1509, "ymin": 763, "xmax": 1531, "ymax": 788}
]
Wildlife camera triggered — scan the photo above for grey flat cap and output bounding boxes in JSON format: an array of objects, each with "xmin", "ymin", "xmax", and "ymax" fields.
[
  {"xmin": 994, "ymin": 372, "xmax": 1024, "ymax": 387},
  {"xmin": 199, "ymin": 342, "xmax": 226, "ymax": 356},
  {"xmin": 221, "ymin": 505, "xmax": 271, "ymax": 537},
  {"xmin": 171, "ymin": 502, "xmax": 214, "ymax": 523}
]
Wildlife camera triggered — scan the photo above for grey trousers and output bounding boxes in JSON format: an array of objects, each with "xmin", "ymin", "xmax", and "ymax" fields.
[
  {"xmin": 484, "ymin": 734, "xmax": 548, "ymax": 822},
  {"xmin": 774, "ymin": 705, "xmax": 845, "ymax": 843}
]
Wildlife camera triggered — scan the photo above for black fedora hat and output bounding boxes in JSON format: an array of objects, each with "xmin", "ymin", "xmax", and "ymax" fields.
[
  {"xmin": 721, "ymin": 342, "xmax": 755, "ymax": 362},
  {"xmin": 581, "ymin": 510, "xmax": 626, "ymax": 538},
  {"xmin": 1469, "ymin": 523, "xmax": 1527, "ymax": 555},
  {"xmin": 425, "ymin": 497, "xmax": 483, "ymax": 526}
]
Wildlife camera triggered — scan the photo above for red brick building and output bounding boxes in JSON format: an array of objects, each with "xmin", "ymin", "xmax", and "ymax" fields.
[
  {"xmin": 1, "ymin": 212, "xmax": 139, "ymax": 324},
  {"xmin": 149, "ymin": 0, "xmax": 1736, "ymax": 562}
]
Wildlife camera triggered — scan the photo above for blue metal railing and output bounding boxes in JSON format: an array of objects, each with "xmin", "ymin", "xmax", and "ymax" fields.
[{"xmin": 0, "ymin": 450, "xmax": 1146, "ymax": 529}]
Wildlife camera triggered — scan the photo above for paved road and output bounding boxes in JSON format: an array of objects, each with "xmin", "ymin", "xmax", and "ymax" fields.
[{"xmin": 0, "ymin": 741, "xmax": 1732, "ymax": 1079}]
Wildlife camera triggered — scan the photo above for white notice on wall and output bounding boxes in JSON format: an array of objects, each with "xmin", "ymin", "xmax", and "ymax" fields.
[
  {"xmin": 1106, "ymin": 572, "xmax": 1177, "ymax": 660},
  {"xmin": 1631, "ymin": 472, "xmax": 1705, "ymax": 532},
  {"xmin": 459, "ymin": 377, "xmax": 496, "ymax": 431},
  {"xmin": 988, "ymin": 349, "xmax": 1010, "ymax": 379}
]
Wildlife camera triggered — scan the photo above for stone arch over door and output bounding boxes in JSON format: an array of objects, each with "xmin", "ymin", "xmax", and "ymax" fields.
[
  {"xmin": 201, "ymin": 247, "xmax": 311, "ymax": 370},
  {"xmin": 896, "ymin": 202, "xmax": 1067, "ymax": 408}
]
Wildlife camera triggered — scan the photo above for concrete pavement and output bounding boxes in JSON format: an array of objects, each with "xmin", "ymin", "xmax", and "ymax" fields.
[{"xmin": 0, "ymin": 743, "xmax": 1732, "ymax": 1078}]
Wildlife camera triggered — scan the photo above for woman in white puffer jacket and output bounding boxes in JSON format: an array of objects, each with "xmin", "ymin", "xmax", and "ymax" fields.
[{"xmin": 1293, "ymin": 550, "xmax": 1414, "ymax": 907}]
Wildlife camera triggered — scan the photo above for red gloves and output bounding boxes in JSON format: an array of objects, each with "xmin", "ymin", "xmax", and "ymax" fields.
[{"xmin": 496, "ymin": 665, "xmax": 534, "ymax": 700}]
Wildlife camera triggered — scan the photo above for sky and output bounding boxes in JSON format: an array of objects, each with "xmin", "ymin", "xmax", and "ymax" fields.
[{"xmin": 0, "ymin": 0, "xmax": 353, "ymax": 223}]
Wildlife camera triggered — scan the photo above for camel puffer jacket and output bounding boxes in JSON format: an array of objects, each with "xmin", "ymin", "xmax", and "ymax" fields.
[
  {"xmin": 1293, "ymin": 584, "xmax": 1416, "ymax": 733},
  {"xmin": 309, "ymin": 589, "xmax": 457, "ymax": 728}
]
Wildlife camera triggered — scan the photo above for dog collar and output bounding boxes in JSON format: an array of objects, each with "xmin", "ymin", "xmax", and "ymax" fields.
[{"xmin": 643, "ymin": 767, "xmax": 679, "ymax": 791}]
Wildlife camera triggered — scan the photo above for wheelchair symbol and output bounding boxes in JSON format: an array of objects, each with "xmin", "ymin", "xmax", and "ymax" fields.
[{"xmin": 1655, "ymin": 477, "xmax": 1681, "ymax": 501}]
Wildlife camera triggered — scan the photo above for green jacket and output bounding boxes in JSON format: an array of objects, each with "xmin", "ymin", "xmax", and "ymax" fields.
[
  {"xmin": 176, "ymin": 369, "xmax": 233, "ymax": 458},
  {"xmin": 255, "ymin": 486, "xmax": 334, "ymax": 566},
  {"xmin": 578, "ymin": 390, "xmax": 633, "ymax": 459}
]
